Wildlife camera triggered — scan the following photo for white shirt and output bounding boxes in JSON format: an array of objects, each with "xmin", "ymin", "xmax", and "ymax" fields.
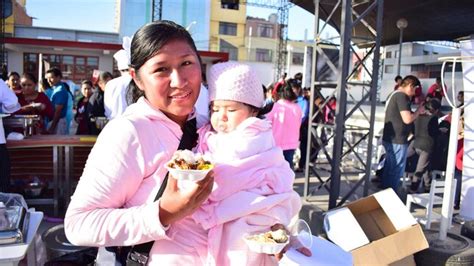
[
  {"xmin": 104, "ymin": 73, "xmax": 132, "ymax": 120},
  {"xmin": 0, "ymin": 80, "xmax": 20, "ymax": 144}
]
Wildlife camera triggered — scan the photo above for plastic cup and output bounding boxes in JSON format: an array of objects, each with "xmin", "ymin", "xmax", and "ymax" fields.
[{"xmin": 289, "ymin": 219, "xmax": 313, "ymax": 249}]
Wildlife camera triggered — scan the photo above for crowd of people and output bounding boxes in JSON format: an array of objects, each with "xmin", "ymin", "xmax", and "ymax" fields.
[{"xmin": 379, "ymin": 75, "xmax": 464, "ymax": 209}]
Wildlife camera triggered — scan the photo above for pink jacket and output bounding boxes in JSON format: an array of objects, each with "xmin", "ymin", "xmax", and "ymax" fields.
[
  {"xmin": 266, "ymin": 99, "xmax": 302, "ymax": 150},
  {"xmin": 189, "ymin": 118, "xmax": 302, "ymax": 265},
  {"xmin": 65, "ymin": 97, "xmax": 198, "ymax": 262}
]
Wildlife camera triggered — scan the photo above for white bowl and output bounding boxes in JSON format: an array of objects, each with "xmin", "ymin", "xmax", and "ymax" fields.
[
  {"xmin": 166, "ymin": 165, "xmax": 213, "ymax": 182},
  {"xmin": 243, "ymin": 234, "xmax": 289, "ymax": 254}
]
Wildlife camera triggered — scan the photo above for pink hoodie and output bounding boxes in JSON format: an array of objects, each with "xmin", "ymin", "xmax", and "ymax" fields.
[
  {"xmin": 65, "ymin": 97, "xmax": 206, "ymax": 264},
  {"xmin": 190, "ymin": 118, "xmax": 302, "ymax": 265},
  {"xmin": 266, "ymin": 99, "xmax": 302, "ymax": 150}
]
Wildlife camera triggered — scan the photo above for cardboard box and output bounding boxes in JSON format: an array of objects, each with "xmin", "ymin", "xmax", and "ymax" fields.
[{"xmin": 325, "ymin": 189, "xmax": 429, "ymax": 265}]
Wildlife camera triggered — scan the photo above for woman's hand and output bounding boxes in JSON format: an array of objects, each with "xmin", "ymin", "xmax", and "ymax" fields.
[{"xmin": 158, "ymin": 170, "xmax": 214, "ymax": 226}]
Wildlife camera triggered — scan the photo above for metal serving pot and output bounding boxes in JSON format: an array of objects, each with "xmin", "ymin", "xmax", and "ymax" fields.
[{"xmin": 3, "ymin": 115, "xmax": 41, "ymax": 137}]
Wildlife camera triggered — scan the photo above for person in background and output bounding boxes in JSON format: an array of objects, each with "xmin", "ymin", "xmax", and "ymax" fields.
[
  {"xmin": 324, "ymin": 96, "xmax": 336, "ymax": 124},
  {"xmin": 39, "ymin": 77, "xmax": 51, "ymax": 96},
  {"xmin": 104, "ymin": 37, "xmax": 132, "ymax": 120},
  {"xmin": 406, "ymin": 99, "xmax": 441, "ymax": 193},
  {"xmin": 271, "ymin": 72, "xmax": 287, "ymax": 99},
  {"xmin": 75, "ymin": 80, "xmax": 93, "ymax": 135},
  {"xmin": 15, "ymin": 73, "xmax": 54, "ymax": 133},
  {"xmin": 88, "ymin": 71, "xmax": 112, "ymax": 135},
  {"xmin": 457, "ymin": 91, "xmax": 464, "ymax": 108},
  {"xmin": 303, "ymin": 88, "xmax": 311, "ymax": 100},
  {"xmin": 45, "ymin": 68, "xmax": 69, "ymax": 135},
  {"xmin": 426, "ymin": 77, "xmax": 445, "ymax": 102},
  {"xmin": 0, "ymin": 80, "xmax": 20, "ymax": 192},
  {"xmin": 266, "ymin": 83, "xmax": 302, "ymax": 170},
  {"xmin": 291, "ymin": 79, "xmax": 309, "ymax": 172},
  {"xmin": 62, "ymin": 79, "xmax": 77, "ymax": 135},
  {"xmin": 454, "ymin": 90, "xmax": 464, "ymax": 210},
  {"xmin": 381, "ymin": 75, "xmax": 424, "ymax": 192},
  {"xmin": 6, "ymin": 72, "xmax": 21, "ymax": 96},
  {"xmin": 393, "ymin": 75, "xmax": 402, "ymax": 91}
]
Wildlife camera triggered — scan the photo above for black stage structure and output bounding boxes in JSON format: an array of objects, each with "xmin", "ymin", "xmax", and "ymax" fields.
[{"xmin": 291, "ymin": 0, "xmax": 474, "ymax": 209}]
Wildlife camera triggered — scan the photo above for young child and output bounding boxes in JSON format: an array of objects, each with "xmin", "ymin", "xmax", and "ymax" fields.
[{"xmin": 188, "ymin": 62, "xmax": 304, "ymax": 265}]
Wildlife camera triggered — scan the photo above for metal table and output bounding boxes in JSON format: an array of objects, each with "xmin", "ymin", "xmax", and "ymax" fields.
[{"xmin": 7, "ymin": 135, "xmax": 96, "ymax": 216}]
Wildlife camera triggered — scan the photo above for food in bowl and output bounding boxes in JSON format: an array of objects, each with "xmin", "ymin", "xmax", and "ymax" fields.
[
  {"xmin": 166, "ymin": 150, "xmax": 213, "ymax": 182},
  {"xmin": 243, "ymin": 228, "xmax": 290, "ymax": 254},
  {"xmin": 167, "ymin": 150, "xmax": 213, "ymax": 170}
]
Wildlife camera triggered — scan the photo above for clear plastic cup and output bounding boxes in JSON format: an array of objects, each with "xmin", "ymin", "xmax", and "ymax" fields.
[{"xmin": 289, "ymin": 219, "xmax": 313, "ymax": 249}]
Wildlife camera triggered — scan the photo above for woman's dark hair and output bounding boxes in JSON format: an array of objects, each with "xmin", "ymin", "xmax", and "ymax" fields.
[
  {"xmin": 81, "ymin": 80, "xmax": 93, "ymax": 87},
  {"xmin": 46, "ymin": 67, "xmax": 63, "ymax": 78},
  {"xmin": 21, "ymin": 72, "xmax": 37, "ymax": 84},
  {"xmin": 401, "ymin": 75, "xmax": 420, "ymax": 88},
  {"xmin": 280, "ymin": 83, "xmax": 297, "ymax": 101},
  {"xmin": 8, "ymin": 71, "xmax": 20, "ymax": 79},
  {"xmin": 99, "ymin": 71, "xmax": 113, "ymax": 84},
  {"xmin": 40, "ymin": 78, "xmax": 50, "ymax": 91},
  {"xmin": 127, "ymin": 20, "xmax": 202, "ymax": 104}
]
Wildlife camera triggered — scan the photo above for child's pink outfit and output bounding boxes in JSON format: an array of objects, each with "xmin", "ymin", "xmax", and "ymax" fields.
[{"xmin": 191, "ymin": 117, "xmax": 302, "ymax": 265}]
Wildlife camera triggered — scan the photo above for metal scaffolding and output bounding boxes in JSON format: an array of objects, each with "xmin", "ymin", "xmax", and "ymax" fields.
[
  {"xmin": 303, "ymin": 0, "xmax": 384, "ymax": 209},
  {"xmin": 242, "ymin": 0, "xmax": 291, "ymax": 80},
  {"xmin": 152, "ymin": 0, "xmax": 163, "ymax": 21}
]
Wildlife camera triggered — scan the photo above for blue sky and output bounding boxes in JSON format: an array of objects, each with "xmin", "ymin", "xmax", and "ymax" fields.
[{"xmin": 26, "ymin": 0, "xmax": 316, "ymax": 41}]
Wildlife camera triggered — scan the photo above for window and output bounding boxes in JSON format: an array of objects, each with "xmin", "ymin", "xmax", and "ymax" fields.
[
  {"xmin": 256, "ymin": 48, "xmax": 272, "ymax": 62},
  {"xmin": 220, "ymin": 39, "xmax": 238, "ymax": 60},
  {"xmin": 292, "ymin": 52, "xmax": 304, "ymax": 65},
  {"xmin": 386, "ymin": 51, "xmax": 392, "ymax": 58},
  {"xmin": 219, "ymin": 22, "xmax": 237, "ymax": 36},
  {"xmin": 23, "ymin": 53, "xmax": 99, "ymax": 83},
  {"xmin": 394, "ymin": 51, "xmax": 399, "ymax": 58},
  {"xmin": 423, "ymin": 50, "xmax": 430, "ymax": 55},
  {"xmin": 258, "ymin": 24, "xmax": 273, "ymax": 38},
  {"xmin": 385, "ymin": 65, "xmax": 394, "ymax": 73},
  {"xmin": 221, "ymin": 0, "xmax": 239, "ymax": 10}
]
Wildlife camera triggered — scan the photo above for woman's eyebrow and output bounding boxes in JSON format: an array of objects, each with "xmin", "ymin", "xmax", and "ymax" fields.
[{"xmin": 150, "ymin": 54, "xmax": 195, "ymax": 67}]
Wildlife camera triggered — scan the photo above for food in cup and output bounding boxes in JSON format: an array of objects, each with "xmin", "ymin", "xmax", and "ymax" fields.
[{"xmin": 167, "ymin": 150, "xmax": 212, "ymax": 170}]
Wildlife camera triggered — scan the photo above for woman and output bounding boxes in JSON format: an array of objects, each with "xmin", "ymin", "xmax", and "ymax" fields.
[
  {"xmin": 266, "ymin": 83, "xmax": 303, "ymax": 169},
  {"xmin": 64, "ymin": 21, "xmax": 215, "ymax": 264},
  {"xmin": 6, "ymin": 72, "xmax": 21, "ymax": 96},
  {"xmin": 75, "ymin": 80, "xmax": 93, "ymax": 135},
  {"xmin": 15, "ymin": 73, "xmax": 54, "ymax": 133}
]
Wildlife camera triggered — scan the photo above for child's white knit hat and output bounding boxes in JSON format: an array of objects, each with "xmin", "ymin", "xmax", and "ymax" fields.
[{"xmin": 208, "ymin": 61, "xmax": 264, "ymax": 108}]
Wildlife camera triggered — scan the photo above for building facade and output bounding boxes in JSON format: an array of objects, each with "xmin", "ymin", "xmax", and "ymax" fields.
[
  {"xmin": 209, "ymin": 0, "xmax": 246, "ymax": 61},
  {"xmin": 244, "ymin": 15, "xmax": 309, "ymax": 86},
  {"xmin": 380, "ymin": 42, "xmax": 462, "ymax": 101}
]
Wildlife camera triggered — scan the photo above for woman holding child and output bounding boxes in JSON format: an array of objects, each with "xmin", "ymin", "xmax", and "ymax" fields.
[{"xmin": 65, "ymin": 21, "xmax": 307, "ymax": 265}]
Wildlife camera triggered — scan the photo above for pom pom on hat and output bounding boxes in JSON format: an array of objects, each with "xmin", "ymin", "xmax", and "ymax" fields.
[{"xmin": 208, "ymin": 61, "xmax": 264, "ymax": 108}]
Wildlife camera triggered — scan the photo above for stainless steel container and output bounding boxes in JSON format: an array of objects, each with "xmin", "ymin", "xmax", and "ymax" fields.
[
  {"xmin": 3, "ymin": 115, "xmax": 41, "ymax": 137},
  {"xmin": 91, "ymin": 116, "xmax": 108, "ymax": 130},
  {"xmin": 0, "ymin": 206, "xmax": 28, "ymax": 245}
]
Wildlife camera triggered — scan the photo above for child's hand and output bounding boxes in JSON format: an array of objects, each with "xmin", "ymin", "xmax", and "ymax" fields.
[{"xmin": 271, "ymin": 223, "xmax": 312, "ymax": 260}]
